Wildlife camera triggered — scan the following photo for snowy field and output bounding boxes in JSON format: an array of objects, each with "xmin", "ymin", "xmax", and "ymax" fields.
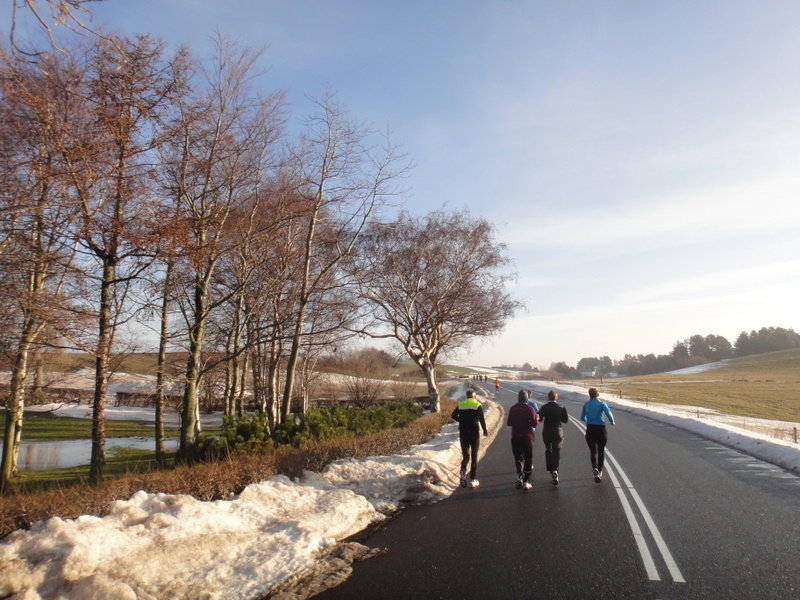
[{"xmin": 1, "ymin": 381, "xmax": 798, "ymax": 599}]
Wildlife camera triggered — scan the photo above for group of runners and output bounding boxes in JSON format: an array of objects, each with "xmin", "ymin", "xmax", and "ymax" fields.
[{"xmin": 450, "ymin": 383, "xmax": 615, "ymax": 489}]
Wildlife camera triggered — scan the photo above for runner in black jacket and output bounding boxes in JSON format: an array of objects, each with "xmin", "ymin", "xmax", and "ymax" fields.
[
  {"xmin": 537, "ymin": 390, "xmax": 569, "ymax": 485},
  {"xmin": 451, "ymin": 389, "xmax": 488, "ymax": 488}
]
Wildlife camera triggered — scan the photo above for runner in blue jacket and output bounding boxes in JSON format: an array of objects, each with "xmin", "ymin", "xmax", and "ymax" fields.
[{"xmin": 580, "ymin": 388, "xmax": 615, "ymax": 483}]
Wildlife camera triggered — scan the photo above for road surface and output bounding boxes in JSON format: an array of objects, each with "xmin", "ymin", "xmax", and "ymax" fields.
[{"xmin": 315, "ymin": 381, "xmax": 800, "ymax": 599}]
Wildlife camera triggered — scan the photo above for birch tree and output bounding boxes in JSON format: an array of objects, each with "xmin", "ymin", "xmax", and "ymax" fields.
[
  {"xmin": 0, "ymin": 46, "xmax": 80, "ymax": 490},
  {"xmin": 159, "ymin": 35, "xmax": 285, "ymax": 453},
  {"xmin": 350, "ymin": 209, "xmax": 522, "ymax": 412},
  {"xmin": 279, "ymin": 91, "xmax": 408, "ymax": 423}
]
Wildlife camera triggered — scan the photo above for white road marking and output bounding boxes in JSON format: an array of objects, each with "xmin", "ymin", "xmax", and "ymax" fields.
[
  {"xmin": 604, "ymin": 466, "xmax": 661, "ymax": 580},
  {"xmin": 606, "ymin": 453, "xmax": 687, "ymax": 584},
  {"xmin": 571, "ymin": 417, "xmax": 686, "ymax": 584}
]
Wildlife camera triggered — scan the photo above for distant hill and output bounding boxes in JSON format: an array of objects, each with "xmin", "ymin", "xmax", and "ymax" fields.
[
  {"xmin": 642, "ymin": 348, "xmax": 800, "ymax": 382},
  {"xmin": 599, "ymin": 348, "xmax": 799, "ymax": 423}
]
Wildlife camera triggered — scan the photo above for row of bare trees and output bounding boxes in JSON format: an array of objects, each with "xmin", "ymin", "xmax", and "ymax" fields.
[
  {"xmin": 0, "ymin": 31, "xmax": 407, "ymax": 487},
  {"xmin": 0, "ymin": 30, "xmax": 521, "ymax": 491}
]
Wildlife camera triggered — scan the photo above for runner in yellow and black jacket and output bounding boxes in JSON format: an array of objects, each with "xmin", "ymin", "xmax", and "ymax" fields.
[{"xmin": 451, "ymin": 389, "xmax": 488, "ymax": 488}]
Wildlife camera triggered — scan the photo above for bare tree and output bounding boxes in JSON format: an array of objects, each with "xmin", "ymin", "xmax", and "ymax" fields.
[
  {"xmin": 159, "ymin": 35, "xmax": 286, "ymax": 453},
  {"xmin": 57, "ymin": 34, "xmax": 188, "ymax": 483},
  {"xmin": 241, "ymin": 186, "xmax": 306, "ymax": 425},
  {"xmin": 350, "ymin": 209, "xmax": 523, "ymax": 412},
  {"xmin": 336, "ymin": 349, "xmax": 389, "ymax": 407},
  {"xmin": 7, "ymin": 0, "xmax": 107, "ymax": 60},
  {"xmin": 0, "ymin": 45, "xmax": 81, "ymax": 490},
  {"xmin": 278, "ymin": 90, "xmax": 408, "ymax": 424}
]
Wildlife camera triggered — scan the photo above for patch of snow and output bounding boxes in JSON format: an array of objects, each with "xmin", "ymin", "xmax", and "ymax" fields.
[{"xmin": 665, "ymin": 359, "xmax": 733, "ymax": 375}]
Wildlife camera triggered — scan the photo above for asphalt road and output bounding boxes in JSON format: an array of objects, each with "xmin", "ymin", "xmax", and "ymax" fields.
[{"xmin": 315, "ymin": 381, "xmax": 800, "ymax": 600}]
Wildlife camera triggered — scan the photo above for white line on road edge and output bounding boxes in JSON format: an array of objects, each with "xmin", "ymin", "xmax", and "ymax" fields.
[{"xmin": 570, "ymin": 417, "xmax": 686, "ymax": 583}]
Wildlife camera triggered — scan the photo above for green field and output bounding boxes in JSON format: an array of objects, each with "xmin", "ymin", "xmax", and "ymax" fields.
[{"xmin": 584, "ymin": 348, "xmax": 800, "ymax": 422}]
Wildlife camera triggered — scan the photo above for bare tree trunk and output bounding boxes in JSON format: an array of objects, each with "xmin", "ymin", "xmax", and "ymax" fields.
[
  {"xmin": 224, "ymin": 340, "xmax": 236, "ymax": 418},
  {"xmin": 236, "ymin": 351, "xmax": 248, "ymax": 417},
  {"xmin": 154, "ymin": 260, "xmax": 173, "ymax": 469},
  {"xmin": 226, "ymin": 294, "xmax": 245, "ymax": 418},
  {"xmin": 420, "ymin": 362, "xmax": 441, "ymax": 413},
  {"xmin": 180, "ymin": 270, "xmax": 208, "ymax": 453},
  {"xmin": 281, "ymin": 206, "xmax": 317, "ymax": 424},
  {"xmin": 281, "ymin": 329, "xmax": 303, "ymax": 424},
  {"xmin": 89, "ymin": 263, "xmax": 115, "ymax": 485},
  {"xmin": 267, "ymin": 314, "xmax": 283, "ymax": 427},
  {"xmin": 0, "ymin": 321, "xmax": 37, "ymax": 491}
]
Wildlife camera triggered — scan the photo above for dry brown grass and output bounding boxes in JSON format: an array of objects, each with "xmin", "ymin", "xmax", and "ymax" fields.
[{"xmin": 0, "ymin": 397, "xmax": 456, "ymax": 540}]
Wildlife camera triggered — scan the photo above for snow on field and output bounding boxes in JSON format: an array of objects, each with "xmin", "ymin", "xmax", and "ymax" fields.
[
  {"xmin": 1, "ymin": 379, "xmax": 798, "ymax": 599},
  {"xmin": 0, "ymin": 368, "xmax": 168, "ymax": 396},
  {"xmin": 665, "ymin": 359, "xmax": 734, "ymax": 375}
]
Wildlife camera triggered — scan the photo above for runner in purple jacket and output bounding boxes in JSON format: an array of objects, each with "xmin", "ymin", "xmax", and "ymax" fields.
[{"xmin": 507, "ymin": 392, "xmax": 539, "ymax": 489}]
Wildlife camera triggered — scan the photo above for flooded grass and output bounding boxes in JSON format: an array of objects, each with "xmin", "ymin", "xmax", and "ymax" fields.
[{"xmin": 2, "ymin": 410, "xmax": 183, "ymax": 441}]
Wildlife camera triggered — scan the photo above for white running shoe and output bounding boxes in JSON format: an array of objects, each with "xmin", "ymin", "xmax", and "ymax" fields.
[
  {"xmin": 515, "ymin": 473, "xmax": 524, "ymax": 489},
  {"xmin": 523, "ymin": 481, "xmax": 532, "ymax": 490},
  {"xmin": 593, "ymin": 468, "xmax": 602, "ymax": 483},
  {"xmin": 552, "ymin": 470, "xmax": 559, "ymax": 486},
  {"xmin": 469, "ymin": 479, "xmax": 480, "ymax": 488}
]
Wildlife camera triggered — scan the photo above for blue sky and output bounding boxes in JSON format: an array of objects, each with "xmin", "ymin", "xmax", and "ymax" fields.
[{"xmin": 56, "ymin": 1, "xmax": 800, "ymax": 367}]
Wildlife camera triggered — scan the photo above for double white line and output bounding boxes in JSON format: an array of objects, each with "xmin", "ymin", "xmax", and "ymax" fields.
[{"xmin": 571, "ymin": 418, "xmax": 686, "ymax": 584}]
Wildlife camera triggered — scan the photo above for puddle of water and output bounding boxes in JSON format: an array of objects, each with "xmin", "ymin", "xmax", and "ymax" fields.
[{"xmin": 3, "ymin": 437, "xmax": 178, "ymax": 471}]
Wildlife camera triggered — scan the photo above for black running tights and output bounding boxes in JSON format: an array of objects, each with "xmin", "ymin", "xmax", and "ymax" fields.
[{"xmin": 584, "ymin": 424, "xmax": 609, "ymax": 472}]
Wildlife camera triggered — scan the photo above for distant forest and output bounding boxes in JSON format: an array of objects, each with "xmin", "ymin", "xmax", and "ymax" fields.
[{"xmin": 550, "ymin": 326, "xmax": 800, "ymax": 378}]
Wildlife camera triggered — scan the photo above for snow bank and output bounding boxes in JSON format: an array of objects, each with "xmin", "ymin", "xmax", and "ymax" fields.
[{"xmin": 0, "ymin": 481, "xmax": 378, "ymax": 600}]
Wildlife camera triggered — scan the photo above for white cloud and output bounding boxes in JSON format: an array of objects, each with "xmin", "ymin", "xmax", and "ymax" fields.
[{"xmin": 620, "ymin": 259, "xmax": 800, "ymax": 304}]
